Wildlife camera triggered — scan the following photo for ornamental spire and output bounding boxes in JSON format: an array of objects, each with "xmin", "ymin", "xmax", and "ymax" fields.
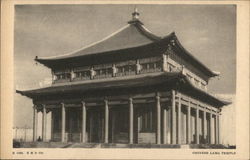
[{"xmin": 132, "ymin": 6, "xmax": 140, "ymax": 20}]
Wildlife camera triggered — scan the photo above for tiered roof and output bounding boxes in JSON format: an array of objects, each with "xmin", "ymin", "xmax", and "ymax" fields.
[{"xmin": 17, "ymin": 9, "xmax": 228, "ymax": 107}]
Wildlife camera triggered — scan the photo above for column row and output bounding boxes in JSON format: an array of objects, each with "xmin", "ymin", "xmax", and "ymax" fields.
[
  {"xmin": 170, "ymin": 91, "xmax": 220, "ymax": 145},
  {"xmin": 32, "ymin": 91, "xmax": 220, "ymax": 145}
]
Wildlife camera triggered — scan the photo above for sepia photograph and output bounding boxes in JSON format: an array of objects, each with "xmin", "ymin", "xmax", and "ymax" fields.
[
  {"xmin": 1, "ymin": 0, "xmax": 249, "ymax": 159},
  {"xmin": 14, "ymin": 4, "xmax": 236, "ymax": 149}
]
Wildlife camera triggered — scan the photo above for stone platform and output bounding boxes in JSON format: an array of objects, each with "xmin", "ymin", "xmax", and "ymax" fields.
[{"xmin": 15, "ymin": 142, "xmax": 230, "ymax": 149}]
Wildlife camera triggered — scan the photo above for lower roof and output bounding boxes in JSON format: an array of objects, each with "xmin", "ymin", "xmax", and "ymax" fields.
[{"xmin": 16, "ymin": 72, "xmax": 229, "ymax": 107}]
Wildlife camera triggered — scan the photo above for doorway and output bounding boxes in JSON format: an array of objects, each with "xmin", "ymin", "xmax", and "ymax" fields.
[{"xmin": 88, "ymin": 109, "xmax": 104, "ymax": 143}]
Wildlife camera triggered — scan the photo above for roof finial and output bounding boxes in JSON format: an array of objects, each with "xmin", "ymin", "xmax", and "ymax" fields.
[{"xmin": 132, "ymin": 6, "xmax": 139, "ymax": 20}]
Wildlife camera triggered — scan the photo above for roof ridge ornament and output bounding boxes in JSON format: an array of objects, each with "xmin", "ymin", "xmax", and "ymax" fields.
[
  {"xmin": 132, "ymin": 6, "xmax": 139, "ymax": 20},
  {"xmin": 128, "ymin": 7, "xmax": 143, "ymax": 25}
]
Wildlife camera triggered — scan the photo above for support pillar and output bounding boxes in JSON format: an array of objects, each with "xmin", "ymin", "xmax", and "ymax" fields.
[
  {"xmin": 111, "ymin": 112, "xmax": 116, "ymax": 143},
  {"xmin": 137, "ymin": 111, "xmax": 141, "ymax": 144},
  {"xmin": 129, "ymin": 98, "xmax": 134, "ymax": 144},
  {"xmin": 171, "ymin": 90, "xmax": 176, "ymax": 144},
  {"xmin": 61, "ymin": 103, "xmax": 65, "ymax": 142},
  {"xmin": 42, "ymin": 105, "xmax": 47, "ymax": 141},
  {"xmin": 187, "ymin": 101, "xmax": 191, "ymax": 144},
  {"xmin": 215, "ymin": 114, "xmax": 220, "ymax": 144},
  {"xmin": 33, "ymin": 105, "xmax": 38, "ymax": 142},
  {"xmin": 177, "ymin": 94, "xmax": 181, "ymax": 144},
  {"xmin": 156, "ymin": 94, "xmax": 161, "ymax": 144},
  {"xmin": 163, "ymin": 108, "xmax": 167, "ymax": 144},
  {"xmin": 217, "ymin": 114, "xmax": 220, "ymax": 144},
  {"xmin": 81, "ymin": 101, "xmax": 86, "ymax": 143},
  {"xmin": 195, "ymin": 107, "xmax": 199, "ymax": 144},
  {"xmin": 209, "ymin": 113, "xmax": 214, "ymax": 144},
  {"xmin": 203, "ymin": 110, "xmax": 207, "ymax": 143},
  {"xmin": 104, "ymin": 100, "xmax": 109, "ymax": 143}
]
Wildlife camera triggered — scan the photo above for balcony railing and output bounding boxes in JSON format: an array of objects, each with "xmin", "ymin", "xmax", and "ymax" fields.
[{"xmin": 50, "ymin": 55, "xmax": 208, "ymax": 92}]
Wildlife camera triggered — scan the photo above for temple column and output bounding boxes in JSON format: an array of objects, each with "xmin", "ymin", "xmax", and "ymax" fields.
[
  {"xmin": 177, "ymin": 94, "xmax": 181, "ymax": 144},
  {"xmin": 214, "ymin": 114, "xmax": 217, "ymax": 144},
  {"xmin": 104, "ymin": 100, "xmax": 109, "ymax": 143},
  {"xmin": 209, "ymin": 112, "xmax": 214, "ymax": 144},
  {"xmin": 195, "ymin": 107, "xmax": 200, "ymax": 144},
  {"xmin": 156, "ymin": 94, "xmax": 161, "ymax": 144},
  {"xmin": 81, "ymin": 101, "xmax": 86, "ymax": 143},
  {"xmin": 217, "ymin": 114, "xmax": 220, "ymax": 144},
  {"xmin": 137, "ymin": 112, "xmax": 141, "ymax": 144},
  {"xmin": 129, "ymin": 98, "xmax": 134, "ymax": 144},
  {"xmin": 203, "ymin": 110, "xmax": 207, "ymax": 143},
  {"xmin": 33, "ymin": 105, "xmax": 38, "ymax": 142},
  {"xmin": 163, "ymin": 107, "xmax": 167, "ymax": 144},
  {"xmin": 171, "ymin": 90, "xmax": 176, "ymax": 144},
  {"xmin": 61, "ymin": 103, "xmax": 66, "ymax": 142},
  {"xmin": 215, "ymin": 114, "xmax": 220, "ymax": 144},
  {"xmin": 187, "ymin": 100, "xmax": 191, "ymax": 144},
  {"xmin": 42, "ymin": 105, "xmax": 47, "ymax": 142}
]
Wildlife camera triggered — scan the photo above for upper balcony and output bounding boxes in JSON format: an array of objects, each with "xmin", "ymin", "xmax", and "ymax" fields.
[{"xmin": 52, "ymin": 54, "xmax": 208, "ymax": 92}]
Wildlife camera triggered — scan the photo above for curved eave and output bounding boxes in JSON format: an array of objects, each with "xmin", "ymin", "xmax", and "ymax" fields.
[
  {"xmin": 172, "ymin": 34, "xmax": 219, "ymax": 77},
  {"xmin": 134, "ymin": 22, "xmax": 162, "ymax": 41},
  {"xmin": 35, "ymin": 21, "xmax": 163, "ymax": 64},
  {"xmin": 35, "ymin": 32, "xmax": 175, "ymax": 68},
  {"xmin": 16, "ymin": 72, "xmax": 228, "ymax": 107},
  {"xmin": 180, "ymin": 76, "xmax": 231, "ymax": 107}
]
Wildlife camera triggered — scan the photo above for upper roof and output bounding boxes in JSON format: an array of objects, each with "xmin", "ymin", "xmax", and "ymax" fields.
[
  {"xmin": 36, "ymin": 20, "xmax": 161, "ymax": 61},
  {"xmin": 35, "ymin": 9, "xmax": 219, "ymax": 77}
]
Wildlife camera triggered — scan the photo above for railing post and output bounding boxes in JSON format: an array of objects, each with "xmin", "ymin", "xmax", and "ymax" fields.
[
  {"xmin": 112, "ymin": 64, "xmax": 117, "ymax": 77},
  {"xmin": 136, "ymin": 60, "xmax": 141, "ymax": 74},
  {"xmin": 90, "ymin": 67, "xmax": 95, "ymax": 79},
  {"xmin": 162, "ymin": 54, "xmax": 168, "ymax": 72}
]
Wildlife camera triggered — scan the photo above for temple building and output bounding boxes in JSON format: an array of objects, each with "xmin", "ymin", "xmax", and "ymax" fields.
[{"xmin": 16, "ymin": 9, "xmax": 229, "ymax": 146}]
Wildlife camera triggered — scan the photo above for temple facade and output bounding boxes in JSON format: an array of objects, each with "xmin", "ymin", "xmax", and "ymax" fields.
[{"xmin": 17, "ymin": 9, "xmax": 229, "ymax": 145}]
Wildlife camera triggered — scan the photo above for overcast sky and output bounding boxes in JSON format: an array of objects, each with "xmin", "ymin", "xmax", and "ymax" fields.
[{"xmin": 14, "ymin": 4, "xmax": 236, "ymax": 127}]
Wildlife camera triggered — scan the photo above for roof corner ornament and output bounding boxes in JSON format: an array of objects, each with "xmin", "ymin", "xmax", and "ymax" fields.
[{"xmin": 132, "ymin": 7, "xmax": 140, "ymax": 20}]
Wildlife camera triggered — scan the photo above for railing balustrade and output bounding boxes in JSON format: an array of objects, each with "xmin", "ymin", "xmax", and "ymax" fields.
[{"xmin": 50, "ymin": 56, "xmax": 208, "ymax": 92}]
